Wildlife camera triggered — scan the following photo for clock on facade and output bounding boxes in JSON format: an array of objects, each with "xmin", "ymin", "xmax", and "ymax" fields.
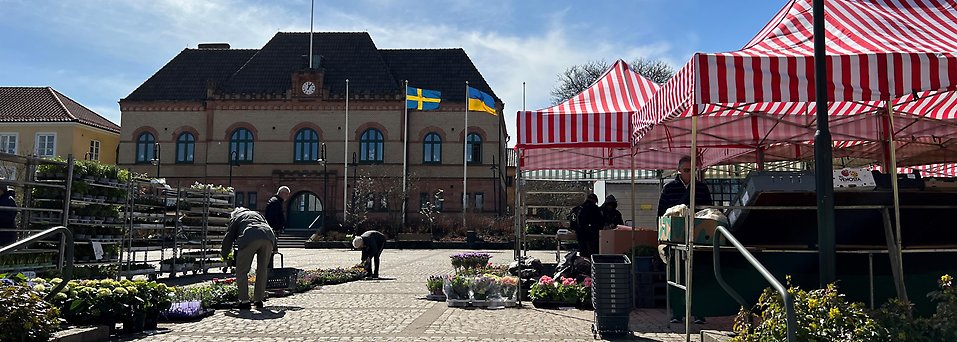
[{"xmin": 301, "ymin": 81, "xmax": 316, "ymax": 95}]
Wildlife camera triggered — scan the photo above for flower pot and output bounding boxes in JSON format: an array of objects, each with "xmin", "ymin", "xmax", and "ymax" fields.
[
  {"xmin": 531, "ymin": 299, "xmax": 575, "ymax": 309},
  {"xmin": 144, "ymin": 311, "xmax": 159, "ymax": 330},
  {"xmin": 123, "ymin": 313, "xmax": 146, "ymax": 333}
]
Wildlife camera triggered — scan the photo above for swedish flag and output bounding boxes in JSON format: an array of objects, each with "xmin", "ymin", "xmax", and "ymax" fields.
[
  {"xmin": 407, "ymin": 86, "xmax": 441, "ymax": 110},
  {"xmin": 467, "ymin": 86, "xmax": 497, "ymax": 115}
]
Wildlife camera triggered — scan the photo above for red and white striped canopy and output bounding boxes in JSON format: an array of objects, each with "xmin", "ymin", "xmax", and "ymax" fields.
[
  {"xmin": 873, "ymin": 163, "xmax": 957, "ymax": 177},
  {"xmin": 516, "ymin": 60, "xmax": 659, "ymax": 170},
  {"xmin": 633, "ymin": 0, "xmax": 957, "ymax": 168}
]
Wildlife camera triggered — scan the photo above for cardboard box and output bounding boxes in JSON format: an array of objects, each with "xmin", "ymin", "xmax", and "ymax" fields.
[
  {"xmin": 833, "ymin": 167, "xmax": 876, "ymax": 190},
  {"xmin": 658, "ymin": 217, "xmax": 721, "ymax": 244},
  {"xmin": 598, "ymin": 226, "xmax": 658, "ymax": 254}
]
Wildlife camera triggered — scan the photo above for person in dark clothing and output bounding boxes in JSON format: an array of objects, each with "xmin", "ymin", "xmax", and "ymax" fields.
[
  {"xmin": 657, "ymin": 156, "xmax": 714, "ymax": 217},
  {"xmin": 576, "ymin": 193, "xmax": 604, "ymax": 258},
  {"xmin": 0, "ymin": 188, "xmax": 17, "ymax": 246},
  {"xmin": 352, "ymin": 230, "xmax": 387, "ymax": 279},
  {"xmin": 264, "ymin": 186, "xmax": 290, "ymax": 233},
  {"xmin": 600, "ymin": 194, "xmax": 624, "ymax": 228},
  {"xmin": 657, "ymin": 156, "xmax": 712, "ymax": 324},
  {"xmin": 222, "ymin": 207, "xmax": 278, "ymax": 310}
]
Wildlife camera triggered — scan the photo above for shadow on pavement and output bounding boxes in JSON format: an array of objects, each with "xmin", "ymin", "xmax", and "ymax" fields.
[{"xmin": 223, "ymin": 306, "xmax": 302, "ymax": 320}]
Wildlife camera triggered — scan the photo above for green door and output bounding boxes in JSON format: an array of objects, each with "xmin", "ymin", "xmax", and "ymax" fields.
[{"xmin": 286, "ymin": 192, "xmax": 323, "ymax": 231}]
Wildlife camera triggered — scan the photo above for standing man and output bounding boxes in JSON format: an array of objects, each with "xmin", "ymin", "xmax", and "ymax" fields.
[
  {"xmin": 352, "ymin": 230, "xmax": 387, "ymax": 279},
  {"xmin": 657, "ymin": 155, "xmax": 713, "ymax": 324},
  {"xmin": 576, "ymin": 193, "xmax": 604, "ymax": 258},
  {"xmin": 657, "ymin": 156, "xmax": 713, "ymax": 217},
  {"xmin": 0, "ymin": 187, "xmax": 17, "ymax": 246},
  {"xmin": 265, "ymin": 186, "xmax": 290, "ymax": 234}
]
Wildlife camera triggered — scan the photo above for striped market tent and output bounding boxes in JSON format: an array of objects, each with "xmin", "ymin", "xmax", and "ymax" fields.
[
  {"xmin": 632, "ymin": 0, "xmax": 957, "ymax": 168},
  {"xmin": 515, "ymin": 60, "xmax": 669, "ymax": 170}
]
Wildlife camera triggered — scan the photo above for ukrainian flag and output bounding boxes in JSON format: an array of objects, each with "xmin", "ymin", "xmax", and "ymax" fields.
[
  {"xmin": 407, "ymin": 86, "xmax": 441, "ymax": 110},
  {"xmin": 467, "ymin": 86, "xmax": 497, "ymax": 115}
]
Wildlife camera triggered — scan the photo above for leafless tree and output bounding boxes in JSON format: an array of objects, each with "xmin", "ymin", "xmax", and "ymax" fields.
[{"xmin": 550, "ymin": 58, "xmax": 676, "ymax": 104}]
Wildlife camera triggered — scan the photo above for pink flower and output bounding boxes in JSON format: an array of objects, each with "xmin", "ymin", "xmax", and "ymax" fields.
[
  {"xmin": 539, "ymin": 275, "xmax": 554, "ymax": 286},
  {"xmin": 583, "ymin": 277, "xmax": 593, "ymax": 288},
  {"xmin": 560, "ymin": 277, "xmax": 577, "ymax": 286}
]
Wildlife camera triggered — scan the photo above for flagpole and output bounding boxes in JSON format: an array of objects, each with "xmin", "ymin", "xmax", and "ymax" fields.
[
  {"xmin": 308, "ymin": 0, "xmax": 314, "ymax": 68},
  {"xmin": 402, "ymin": 80, "xmax": 409, "ymax": 232},
  {"xmin": 463, "ymin": 81, "xmax": 469, "ymax": 230},
  {"xmin": 344, "ymin": 79, "xmax": 349, "ymax": 224}
]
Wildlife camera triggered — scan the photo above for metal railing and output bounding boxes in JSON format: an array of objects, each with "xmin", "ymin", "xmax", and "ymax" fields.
[
  {"xmin": 713, "ymin": 225, "xmax": 795, "ymax": 342},
  {"xmin": 0, "ymin": 226, "xmax": 74, "ymax": 301}
]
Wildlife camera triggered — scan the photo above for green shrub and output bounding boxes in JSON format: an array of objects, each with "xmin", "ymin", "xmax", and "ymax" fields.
[
  {"xmin": 0, "ymin": 285, "xmax": 62, "ymax": 342},
  {"xmin": 732, "ymin": 278, "xmax": 885, "ymax": 341},
  {"xmin": 872, "ymin": 274, "xmax": 957, "ymax": 341}
]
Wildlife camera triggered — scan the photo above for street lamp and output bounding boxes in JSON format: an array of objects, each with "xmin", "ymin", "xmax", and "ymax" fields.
[
  {"xmin": 150, "ymin": 143, "xmax": 161, "ymax": 178},
  {"xmin": 490, "ymin": 154, "xmax": 498, "ymax": 217},
  {"xmin": 228, "ymin": 150, "xmax": 238, "ymax": 188},
  {"xmin": 318, "ymin": 143, "xmax": 328, "ymax": 228}
]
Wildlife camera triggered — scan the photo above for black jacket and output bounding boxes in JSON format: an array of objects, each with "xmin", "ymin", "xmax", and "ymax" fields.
[
  {"xmin": 0, "ymin": 192, "xmax": 16, "ymax": 228},
  {"xmin": 600, "ymin": 204, "xmax": 624, "ymax": 227},
  {"xmin": 657, "ymin": 175, "xmax": 714, "ymax": 217},
  {"xmin": 577, "ymin": 201, "xmax": 604, "ymax": 238},
  {"xmin": 360, "ymin": 230, "xmax": 387, "ymax": 260},
  {"xmin": 264, "ymin": 195, "xmax": 285, "ymax": 231}
]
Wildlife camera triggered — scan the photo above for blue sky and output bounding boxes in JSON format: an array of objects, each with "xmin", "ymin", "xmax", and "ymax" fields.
[{"xmin": 0, "ymin": 0, "xmax": 784, "ymax": 144}]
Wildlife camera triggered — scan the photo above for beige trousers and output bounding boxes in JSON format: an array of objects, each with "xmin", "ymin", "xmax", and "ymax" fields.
[{"xmin": 235, "ymin": 239, "xmax": 274, "ymax": 302}]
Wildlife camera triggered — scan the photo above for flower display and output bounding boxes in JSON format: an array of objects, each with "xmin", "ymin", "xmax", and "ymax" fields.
[
  {"xmin": 444, "ymin": 275, "xmax": 471, "ymax": 300},
  {"xmin": 500, "ymin": 276, "xmax": 519, "ymax": 300},
  {"xmin": 450, "ymin": 252, "xmax": 492, "ymax": 270},
  {"xmin": 426, "ymin": 275, "xmax": 445, "ymax": 295},
  {"xmin": 470, "ymin": 275, "xmax": 501, "ymax": 300}
]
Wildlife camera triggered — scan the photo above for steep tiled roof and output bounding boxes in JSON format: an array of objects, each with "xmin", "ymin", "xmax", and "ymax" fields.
[
  {"xmin": 124, "ymin": 32, "xmax": 498, "ymax": 103},
  {"xmin": 379, "ymin": 48, "xmax": 498, "ymax": 103},
  {"xmin": 0, "ymin": 87, "xmax": 120, "ymax": 133},
  {"xmin": 221, "ymin": 32, "xmax": 399, "ymax": 98},
  {"xmin": 125, "ymin": 48, "xmax": 258, "ymax": 101}
]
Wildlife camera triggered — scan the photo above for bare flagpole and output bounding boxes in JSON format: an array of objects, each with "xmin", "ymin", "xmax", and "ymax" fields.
[
  {"xmin": 344, "ymin": 79, "xmax": 349, "ymax": 223},
  {"xmin": 402, "ymin": 80, "xmax": 410, "ymax": 231},
  {"xmin": 308, "ymin": 0, "xmax": 314, "ymax": 68},
  {"xmin": 463, "ymin": 81, "xmax": 469, "ymax": 230}
]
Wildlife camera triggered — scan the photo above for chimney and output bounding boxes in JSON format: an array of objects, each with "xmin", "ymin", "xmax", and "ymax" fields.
[{"xmin": 198, "ymin": 43, "xmax": 230, "ymax": 49}]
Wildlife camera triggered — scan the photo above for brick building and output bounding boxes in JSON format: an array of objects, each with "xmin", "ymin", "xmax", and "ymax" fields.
[{"xmin": 118, "ymin": 32, "xmax": 506, "ymax": 232}]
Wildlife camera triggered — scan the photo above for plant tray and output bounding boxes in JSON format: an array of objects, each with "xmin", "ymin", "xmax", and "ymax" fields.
[
  {"xmin": 426, "ymin": 294, "xmax": 447, "ymax": 301},
  {"xmin": 266, "ymin": 267, "xmax": 300, "ymax": 290},
  {"xmin": 446, "ymin": 299, "xmax": 470, "ymax": 307}
]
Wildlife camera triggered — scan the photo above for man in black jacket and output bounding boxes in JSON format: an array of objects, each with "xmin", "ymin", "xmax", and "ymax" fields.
[
  {"xmin": 352, "ymin": 230, "xmax": 387, "ymax": 279},
  {"xmin": 264, "ymin": 186, "xmax": 290, "ymax": 233},
  {"xmin": 0, "ymin": 187, "xmax": 17, "ymax": 246},
  {"xmin": 576, "ymin": 193, "xmax": 604, "ymax": 258},
  {"xmin": 600, "ymin": 194, "xmax": 624, "ymax": 228},
  {"xmin": 657, "ymin": 156, "xmax": 714, "ymax": 217},
  {"xmin": 657, "ymin": 155, "xmax": 712, "ymax": 324}
]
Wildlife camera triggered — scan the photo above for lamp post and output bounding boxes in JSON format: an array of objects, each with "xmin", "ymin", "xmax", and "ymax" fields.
[
  {"xmin": 150, "ymin": 143, "xmax": 161, "ymax": 178},
  {"xmin": 228, "ymin": 150, "xmax": 238, "ymax": 188},
  {"xmin": 490, "ymin": 154, "xmax": 498, "ymax": 217},
  {"xmin": 318, "ymin": 143, "xmax": 328, "ymax": 228}
]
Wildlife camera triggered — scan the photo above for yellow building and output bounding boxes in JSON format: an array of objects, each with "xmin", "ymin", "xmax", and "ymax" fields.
[{"xmin": 0, "ymin": 87, "xmax": 120, "ymax": 164}]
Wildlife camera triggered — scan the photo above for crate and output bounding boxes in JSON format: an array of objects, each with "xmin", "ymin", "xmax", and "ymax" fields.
[
  {"xmin": 594, "ymin": 313, "xmax": 630, "ymax": 333},
  {"xmin": 266, "ymin": 267, "xmax": 300, "ymax": 290}
]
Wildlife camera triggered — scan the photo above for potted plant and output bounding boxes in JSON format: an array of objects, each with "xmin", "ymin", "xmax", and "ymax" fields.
[
  {"xmin": 529, "ymin": 275, "xmax": 566, "ymax": 309},
  {"xmin": 426, "ymin": 275, "xmax": 446, "ymax": 301},
  {"xmin": 469, "ymin": 274, "xmax": 501, "ymax": 304},
  {"xmin": 444, "ymin": 275, "xmax": 471, "ymax": 306}
]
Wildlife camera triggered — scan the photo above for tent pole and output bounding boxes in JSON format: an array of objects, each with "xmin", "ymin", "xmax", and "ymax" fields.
[
  {"xmin": 685, "ymin": 112, "xmax": 698, "ymax": 342},
  {"xmin": 630, "ymin": 146, "xmax": 637, "ymax": 309},
  {"xmin": 812, "ymin": 0, "xmax": 836, "ymax": 286},
  {"xmin": 885, "ymin": 100, "xmax": 908, "ymax": 303}
]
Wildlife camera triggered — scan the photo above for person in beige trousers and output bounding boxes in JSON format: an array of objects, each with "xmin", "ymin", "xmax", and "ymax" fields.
[{"xmin": 222, "ymin": 207, "xmax": 278, "ymax": 309}]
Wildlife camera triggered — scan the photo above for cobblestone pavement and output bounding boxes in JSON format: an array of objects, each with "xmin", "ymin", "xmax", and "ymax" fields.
[{"xmin": 124, "ymin": 248, "xmax": 732, "ymax": 341}]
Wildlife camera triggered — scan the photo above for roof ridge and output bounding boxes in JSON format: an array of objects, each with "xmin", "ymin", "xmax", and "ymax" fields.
[
  {"xmin": 379, "ymin": 48, "xmax": 464, "ymax": 51},
  {"xmin": 46, "ymin": 87, "xmax": 75, "ymax": 121},
  {"xmin": 50, "ymin": 88, "xmax": 120, "ymax": 132}
]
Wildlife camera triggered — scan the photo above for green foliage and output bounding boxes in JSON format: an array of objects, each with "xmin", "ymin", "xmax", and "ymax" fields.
[
  {"xmin": 872, "ymin": 274, "xmax": 957, "ymax": 341},
  {"xmin": 0, "ymin": 284, "xmax": 62, "ymax": 342},
  {"xmin": 426, "ymin": 275, "xmax": 444, "ymax": 293},
  {"xmin": 733, "ymin": 278, "xmax": 885, "ymax": 341}
]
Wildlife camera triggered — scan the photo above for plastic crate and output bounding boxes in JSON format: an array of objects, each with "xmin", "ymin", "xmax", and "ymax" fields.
[
  {"xmin": 594, "ymin": 313, "xmax": 630, "ymax": 332},
  {"xmin": 266, "ymin": 267, "xmax": 299, "ymax": 290}
]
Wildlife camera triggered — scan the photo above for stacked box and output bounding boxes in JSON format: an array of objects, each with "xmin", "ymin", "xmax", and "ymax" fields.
[{"xmin": 591, "ymin": 254, "xmax": 633, "ymax": 334}]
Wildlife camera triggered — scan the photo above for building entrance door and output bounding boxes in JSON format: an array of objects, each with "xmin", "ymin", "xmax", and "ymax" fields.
[{"xmin": 287, "ymin": 192, "xmax": 323, "ymax": 231}]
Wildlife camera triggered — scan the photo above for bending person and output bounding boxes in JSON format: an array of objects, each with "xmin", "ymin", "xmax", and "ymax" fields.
[
  {"xmin": 222, "ymin": 207, "xmax": 278, "ymax": 310},
  {"xmin": 352, "ymin": 230, "xmax": 386, "ymax": 279}
]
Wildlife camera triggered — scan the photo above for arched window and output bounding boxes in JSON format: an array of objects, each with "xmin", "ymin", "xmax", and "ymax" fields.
[
  {"xmin": 176, "ymin": 132, "xmax": 195, "ymax": 163},
  {"xmin": 423, "ymin": 132, "xmax": 441, "ymax": 164},
  {"xmin": 230, "ymin": 128, "xmax": 254, "ymax": 163},
  {"xmin": 135, "ymin": 132, "xmax": 155, "ymax": 164},
  {"xmin": 466, "ymin": 133, "xmax": 482, "ymax": 164},
  {"xmin": 359, "ymin": 128, "xmax": 383, "ymax": 164},
  {"xmin": 294, "ymin": 128, "xmax": 319, "ymax": 162}
]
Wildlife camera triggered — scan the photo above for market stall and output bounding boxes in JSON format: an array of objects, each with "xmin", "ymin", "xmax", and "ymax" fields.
[{"xmin": 631, "ymin": 0, "xmax": 957, "ymax": 335}]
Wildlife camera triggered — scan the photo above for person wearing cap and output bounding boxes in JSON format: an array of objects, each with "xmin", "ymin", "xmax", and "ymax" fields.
[
  {"xmin": 352, "ymin": 230, "xmax": 387, "ymax": 279},
  {"xmin": 576, "ymin": 193, "xmax": 604, "ymax": 258},
  {"xmin": 0, "ymin": 187, "xmax": 17, "ymax": 246},
  {"xmin": 600, "ymin": 194, "xmax": 624, "ymax": 229}
]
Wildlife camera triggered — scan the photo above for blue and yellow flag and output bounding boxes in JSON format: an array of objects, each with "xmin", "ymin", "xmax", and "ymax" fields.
[
  {"xmin": 467, "ymin": 86, "xmax": 497, "ymax": 115},
  {"xmin": 407, "ymin": 86, "xmax": 441, "ymax": 110}
]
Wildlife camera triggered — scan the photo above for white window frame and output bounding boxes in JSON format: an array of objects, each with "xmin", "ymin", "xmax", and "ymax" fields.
[
  {"xmin": 35, "ymin": 132, "xmax": 56, "ymax": 158},
  {"xmin": 89, "ymin": 140, "xmax": 101, "ymax": 161},
  {"xmin": 0, "ymin": 133, "xmax": 18, "ymax": 154}
]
